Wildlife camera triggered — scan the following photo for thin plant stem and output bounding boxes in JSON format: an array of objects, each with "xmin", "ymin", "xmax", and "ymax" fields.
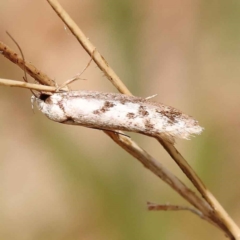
[{"xmin": 45, "ymin": 0, "xmax": 240, "ymax": 239}]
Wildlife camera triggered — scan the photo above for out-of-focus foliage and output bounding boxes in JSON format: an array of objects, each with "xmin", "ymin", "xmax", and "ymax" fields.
[{"xmin": 0, "ymin": 1, "xmax": 240, "ymax": 239}]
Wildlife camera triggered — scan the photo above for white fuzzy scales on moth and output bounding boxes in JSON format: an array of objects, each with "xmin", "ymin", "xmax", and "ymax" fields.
[{"xmin": 34, "ymin": 91, "xmax": 203, "ymax": 142}]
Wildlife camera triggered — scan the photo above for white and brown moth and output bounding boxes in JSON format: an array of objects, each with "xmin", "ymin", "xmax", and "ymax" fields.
[{"xmin": 33, "ymin": 90, "xmax": 203, "ymax": 142}]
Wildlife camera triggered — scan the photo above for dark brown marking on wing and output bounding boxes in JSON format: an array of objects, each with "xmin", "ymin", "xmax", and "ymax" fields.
[
  {"xmin": 126, "ymin": 112, "xmax": 136, "ymax": 119},
  {"xmin": 138, "ymin": 105, "xmax": 149, "ymax": 117},
  {"xmin": 93, "ymin": 101, "xmax": 115, "ymax": 114},
  {"xmin": 104, "ymin": 101, "xmax": 115, "ymax": 108},
  {"xmin": 144, "ymin": 119, "xmax": 154, "ymax": 131},
  {"xmin": 93, "ymin": 109, "xmax": 101, "ymax": 115},
  {"xmin": 119, "ymin": 98, "xmax": 128, "ymax": 105},
  {"xmin": 156, "ymin": 108, "xmax": 182, "ymax": 123},
  {"xmin": 58, "ymin": 99, "xmax": 74, "ymax": 120}
]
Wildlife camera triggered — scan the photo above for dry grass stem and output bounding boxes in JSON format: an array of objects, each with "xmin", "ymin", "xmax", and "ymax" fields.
[
  {"xmin": 158, "ymin": 138, "xmax": 240, "ymax": 238},
  {"xmin": 0, "ymin": 40, "xmax": 213, "ymax": 226},
  {"xmin": 0, "ymin": 0, "xmax": 239, "ymax": 239},
  {"xmin": 146, "ymin": 202, "xmax": 220, "ymax": 228},
  {"xmin": 45, "ymin": 0, "xmax": 240, "ymax": 239},
  {"xmin": 106, "ymin": 132, "xmax": 212, "ymax": 214},
  {"xmin": 147, "ymin": 202, "xmax": 204, "ymax": 215},
  {"xmin": 46, "ymin": 0, "xmax": 205, "ymax": 194},
  {"xmin": 0, "ymin": 41, "xmax": 55, "ymax": 86},
  {"xmin": 0, "ymin": 78, "xmax": 57, "ymax": 92},
  {"xmin": 47, "ymin": 0, "xmax": 131, "ymax": 95}
]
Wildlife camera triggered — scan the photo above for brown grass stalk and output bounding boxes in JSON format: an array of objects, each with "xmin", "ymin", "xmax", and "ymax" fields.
[
  {"xmin": 0, "ymin": 0, "xmax": 239, "ymax": 238},
  {"xmin": 45, "ymin": 0, "xmax": 240, "ymax": 239},
  {"xmin": 0, "ymin": 40, "xmax": 212, "ymax": 225}
]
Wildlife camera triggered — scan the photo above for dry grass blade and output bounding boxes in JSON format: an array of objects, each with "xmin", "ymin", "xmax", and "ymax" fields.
[
  {"xmin": 0, "ymin": 0, "xmax": 239, "ymax": 239},
  {"xmin": 158, "ymin": 137, "xmax": 240, "ymax": 239},
  {"xmin": 0, "ymin": 41, "xmax": 55, "ymax": 86},
  {"xmin": 45, "ymin": 1, "xmax": 240, "ymax": 239},
  {"xmin": 46, "ymin": 0, "xmax": 131, "ymax": 95},
  {"xmin": 44, "ymin": 0, "xmax": 240, "ymax": 239},
  {"xmin": 0, "ymin": 44, "xmax": 212, "ymax": 225},
  {"xmin": 146, "ymin": 202, "xmax": 219, "ymax": 228},
  {"xmin": 0, "ymin": 78, "xmax": 57, "ymax": 92}
]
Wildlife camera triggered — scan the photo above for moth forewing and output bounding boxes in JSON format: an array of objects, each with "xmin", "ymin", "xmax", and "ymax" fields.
[{"xmin": 34, "ymin": 90, "xmax": 203, "ymax": 142}]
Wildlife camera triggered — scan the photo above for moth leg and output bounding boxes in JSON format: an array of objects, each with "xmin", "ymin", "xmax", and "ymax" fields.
[
  {"xmin": 56, "ymin": 74, "xmax": 84, "ymax": 92},
  {"xmin": 89, "ymin": 127, "xmax": 130, "ymax": 138},
  {"xmin": 56, "ymin": 48, "xmax": 96, "ymax": 91}
]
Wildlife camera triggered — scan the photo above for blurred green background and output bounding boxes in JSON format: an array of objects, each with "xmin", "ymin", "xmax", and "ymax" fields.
[{"xmin": 0, "ymin": 0, "xmax": 240, "ymax": 239}]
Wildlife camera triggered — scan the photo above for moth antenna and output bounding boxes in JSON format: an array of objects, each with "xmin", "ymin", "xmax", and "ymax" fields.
[
  {"xmin": 6, "ymin": 31, "xmax": 38, "ymax": 97},
  {"xmin": 6, "ymin": 31, "xmax": 28, "ymax": 83}
]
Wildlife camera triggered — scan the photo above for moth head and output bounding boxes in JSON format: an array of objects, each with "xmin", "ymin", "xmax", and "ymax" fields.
[
  {"xmin": 31, "ymin": 92, "xmax": 52, "ymax": 111},
  {"xmin": 39, "ymin": 93, "xmax": 51, "ymax": 101}
]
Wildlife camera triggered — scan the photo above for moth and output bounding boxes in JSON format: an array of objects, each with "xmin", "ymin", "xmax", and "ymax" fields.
[{"xmin": 33, "ymin": 90, "xmax": 203, "ymax": 143}]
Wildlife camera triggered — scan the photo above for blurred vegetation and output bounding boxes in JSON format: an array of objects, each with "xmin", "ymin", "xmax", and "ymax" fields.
[{"xmin": 0, "ymin": 1, "xmax": 240, "ymax": 240}]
